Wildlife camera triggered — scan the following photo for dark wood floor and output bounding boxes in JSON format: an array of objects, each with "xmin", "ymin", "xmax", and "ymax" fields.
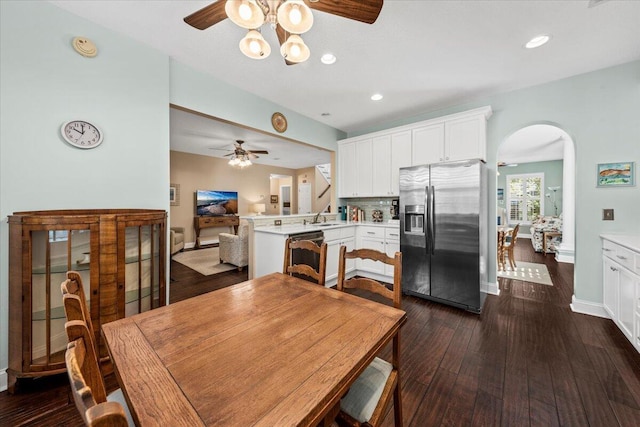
[{"xmin": 2, "ymin": 240, "xmax": 639, "ymax": 426}]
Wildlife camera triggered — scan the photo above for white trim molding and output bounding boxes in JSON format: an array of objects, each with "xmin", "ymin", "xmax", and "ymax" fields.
[
  {"xmin": 0, "ymin": 370, "xmax": 7, "ymax": 392},
  {"xmin": 483, "ymin": 281, "xmax": 500, "ymax": 296},
  {"xmin": 570, "ymin": 294, "xmax": 609, "ymax": 318},
  {"xmin": 554, "ymin": 243, "xmax": 575, "ymax": 264}
]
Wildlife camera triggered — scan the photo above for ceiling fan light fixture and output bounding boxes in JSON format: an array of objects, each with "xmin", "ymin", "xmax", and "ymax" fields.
[
  {"xmin": 280, "ymin": 34, "xmax": 310, "ymax": 63},
  {"xmin": 277, "ymin": 0, "xmax": 314, "ymax": 34},
  {"xmin": 225, "ymin": 0, "xmax": 265, "ymax": 29},
  {"xmin": 239, "ymin": 30, "xmax": 271, "ymax": 59}
]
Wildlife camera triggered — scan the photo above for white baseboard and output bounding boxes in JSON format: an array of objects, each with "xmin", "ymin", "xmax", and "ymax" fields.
[
  {"xmin": 483, "ymin": 281, "xmax": 500, "ymax": 296},
  {"xmin": 1, "ymin": 370, "xmax": 7, "ymax": 392},
  {"xmin": 570, "ymin": 294, "xmax": 609, "ymax": 318},
  {"xmin": 555, "ymin": 243, "xmax": 575, "ymax": 264}
]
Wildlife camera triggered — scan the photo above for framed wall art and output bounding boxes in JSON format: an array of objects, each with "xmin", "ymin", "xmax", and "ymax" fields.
[
  {"xmin": 270, "ymin": 195, "xmax": 279, "ymax": 204},
  {"xmin": 170, "ymin": 183, "xmax": 180, "ymax": 206},
  {"xmin": 596, "ymin": 162, "xmax": 635, "ymax": 187}
]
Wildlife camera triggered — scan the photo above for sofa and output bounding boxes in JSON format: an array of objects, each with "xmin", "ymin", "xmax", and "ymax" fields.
[
  {"xmin": 170, "ymin": 227, "xmax": 185, "ymax": 255},
  {"xmin": 529, "ymin": 215, "xmax": 562, "ymax": 253},
  {"xmin": 219, "ymin": 220, "xmax": 249, "ymax": 271}
]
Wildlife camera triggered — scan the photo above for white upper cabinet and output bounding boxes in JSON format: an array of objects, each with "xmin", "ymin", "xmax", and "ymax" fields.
[
  {"xmin": 338, "ymin": 106, "xmax": 491, "ymax": 198},
  {"xmin": 412, "ymin": 123, "xmax": 445, "ymax": 165}
]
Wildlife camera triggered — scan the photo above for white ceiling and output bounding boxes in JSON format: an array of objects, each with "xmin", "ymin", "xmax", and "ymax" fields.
[{"xmin": 50, "ymin": 0, "xmax": 640, "ymax": 167}]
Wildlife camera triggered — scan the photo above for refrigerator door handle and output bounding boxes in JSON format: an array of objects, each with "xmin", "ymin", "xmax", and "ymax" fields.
[
  {"xmin": 425, "ymin": 185, "xmax": 431, "ymax": 254},
  {"xmin": 431, "ymin": 185, "xmax": 436, "ymax": 254}
]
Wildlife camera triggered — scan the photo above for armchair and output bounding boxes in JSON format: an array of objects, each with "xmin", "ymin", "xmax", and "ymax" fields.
[
  {"xmin": 529, "ymin": 215, "xmax": 562, "ymax": 253},
  {"xmin": 170, "ymin": 227, "xmax": 185, "ymax": 255},
  {"xmin": 219, "ymin": 220, "xmax": 249, "ymax": 271}
]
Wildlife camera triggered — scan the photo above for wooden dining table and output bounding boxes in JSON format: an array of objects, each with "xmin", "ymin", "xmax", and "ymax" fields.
[{"xmin": 101, "ymin": 272, "xmax": 406, "ymax": 426}]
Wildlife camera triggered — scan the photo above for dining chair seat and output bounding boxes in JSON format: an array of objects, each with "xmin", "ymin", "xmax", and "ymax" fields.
[{"xmin": 340, "ymin": 356, "xmax": 394, "ymax": 423}]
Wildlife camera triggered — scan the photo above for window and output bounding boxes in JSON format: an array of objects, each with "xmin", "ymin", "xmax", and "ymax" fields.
[{"xmin": 506, "ymin": 173, "xmax": 544, "ymax": 224}]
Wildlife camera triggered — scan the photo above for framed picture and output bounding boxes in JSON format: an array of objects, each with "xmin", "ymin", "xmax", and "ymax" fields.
[
  {"xmin": 170, "ymin": 183, "xmax": 180, "ymax": 206},
  {"xmin": 597, "ymin": 162, "xmax": 635, "ymax": 187},
  {"xmin": 270, "ymin": 195, "xmax": 278, "ymax": 204}
]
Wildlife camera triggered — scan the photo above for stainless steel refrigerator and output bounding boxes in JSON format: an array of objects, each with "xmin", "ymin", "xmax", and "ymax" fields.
[{"xmin": 400, "ymin": 159, "xmax": 487, "ymax": 313}]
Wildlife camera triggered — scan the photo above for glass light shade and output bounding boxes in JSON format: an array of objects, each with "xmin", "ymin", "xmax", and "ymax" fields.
[
  {"xmin": 239, "ymin": 30, "xmax": 271, "ymax": 59},
  {"xmin": 229, "ymin": 156, "xmax": 241, "ymax": 166},
  {"xmin": 225, "ymin": 0, "xmax": 265, "ymax": 29},
  {"xmin": 280, "ymin": 34, "xmax": 310, "ymax": 63},
  {"xmin": 277, "ymin": 0, "xmax": 313, "ymax": 34}
]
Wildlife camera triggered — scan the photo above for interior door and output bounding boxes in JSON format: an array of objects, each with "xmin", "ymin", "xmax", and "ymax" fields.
[{"xmin": 298, "ymin": 183, "xmax": 311, "ymax": 214}]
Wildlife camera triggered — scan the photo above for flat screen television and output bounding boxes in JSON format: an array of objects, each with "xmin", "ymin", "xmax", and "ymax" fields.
[{"xmin": 196, "ymin": 190, "xmax": 238, "ymax": 216}]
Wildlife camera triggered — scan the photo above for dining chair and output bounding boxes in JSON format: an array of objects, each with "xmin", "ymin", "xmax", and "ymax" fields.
[
  {"xmin": 282, "ymin": 237, "xmax": 328, "ymax": 286},
  {"xmin": 336, "ymin": 246, "xmax": 403, "ymax": 427},
  {"xmin": 65, "ymin": 320, "xmax": 133, "ymax": 427},
  {"xmin": 500, "ymin": 223, "xmax": 520, "ymax": 270},
  {"xmin": 61, "ymin": 271, "xmax": 99, "ymax": 357}
]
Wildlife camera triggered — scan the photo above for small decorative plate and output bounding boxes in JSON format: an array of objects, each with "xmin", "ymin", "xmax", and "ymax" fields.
[{"xmin": 271, "ymin": 112, "xmax": 287, "ymax": 133}]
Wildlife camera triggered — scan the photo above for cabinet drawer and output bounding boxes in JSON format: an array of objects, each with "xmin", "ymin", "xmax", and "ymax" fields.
[
  {"xmin": 323, "ymin": 229, "xmax": 340, "ymax": 242},
  {"xmin": 359, "ymin": 226, "xmax": 385, "ymax": 239},
  {"xmin": 602, "ymin": 240, "xmax": 635, "ymax": 272},
  {"xmin": 602, "ymin": 239, "xmax": 617, "ymax": 258},
  {"xmin": 385, "ymin": 228, "xmax": 400, "ymax": 241},
  {"xmin": 340, "ymin": 226, "xmax": 355, "ymax": 239}
]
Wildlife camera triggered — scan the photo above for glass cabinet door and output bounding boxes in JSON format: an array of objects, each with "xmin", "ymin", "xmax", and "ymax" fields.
[
  {"xmin": 122, "ymin": 222, "xmax": 164, "ymax": 316},
  {"xmin": 30, "ymin": 227, "xmax": 93, "ymax": 370}
]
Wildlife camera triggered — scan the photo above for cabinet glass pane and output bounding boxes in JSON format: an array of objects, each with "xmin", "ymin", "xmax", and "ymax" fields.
[{"xmin": 125, "ymin": 224, "xmax": 159, "ymax": 316}]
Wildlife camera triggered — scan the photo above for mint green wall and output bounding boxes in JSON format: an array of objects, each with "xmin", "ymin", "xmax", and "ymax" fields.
[
  {"xmin": 0, "ymin": 1, "xmax": 171, "ymax": 387},
  {"xmin": 170, "ymin": 61, "xmax": 345, "ymax": 151},
  {"xmin": 497, "ymin": 160, "xmax": 564, "ymax": 217},
  {"xmin": 352, "ymin": 60, "xmax": 640, "ymax": 306}
]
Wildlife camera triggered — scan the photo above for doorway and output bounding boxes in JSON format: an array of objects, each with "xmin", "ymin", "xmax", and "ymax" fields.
[{"xmin": 280, "ymin": 185, "xmax": 291, "ymax": 215}]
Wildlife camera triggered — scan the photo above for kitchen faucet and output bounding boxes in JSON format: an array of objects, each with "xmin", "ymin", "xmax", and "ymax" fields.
[{"xmin": 311, "ymin": 212, "xmax": 321, "ymax": 224}]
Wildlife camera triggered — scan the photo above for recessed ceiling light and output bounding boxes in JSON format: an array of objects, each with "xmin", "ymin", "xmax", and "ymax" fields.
[
  {"xmin": 320, "ymin": 53, "xmax": 336, "ymax": 65},
  {"xmin": 371, "ymin": 93, "xmax": 383, "ymax": 101},
  {"xmin": 525, "ymin": 34, "xmax": 551, "ymax": 49}
]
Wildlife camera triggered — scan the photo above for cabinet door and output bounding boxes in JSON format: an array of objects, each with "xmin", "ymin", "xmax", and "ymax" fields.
[
  {"xmin": 445, "ymin": 114, "xmax": 486, "ymax": 161},
  {"xmin": 358, "ymin": 236, "xmax": 386, "ymax": 274},
  {"xmin": 412, "ymin": 123, "xmax": 444, "ymax": 165},
  {"xmin": 356, "ymin": 139, "xmax": 373, "ymax": 196},
  {"xmin": 390, "ymin": 131, "xmax": 412, "ymax": 195},
  {"xmin": 603, "ymin": 257, "xmax": 619, "ymax": 320},
  {"xmin": 372, "ymin": 135, "xmax": 392, "ymax": 196},
  {"xmin": 338, "ymin": 142, "xmax": 357, "ymax": 197},
  {"xmin": 618, "ymin": 267, "xmax": 636, "ymax": 341},
  {"xmin": 385, "ymin": 240, "xmax": 400, "ymax": 277},
  {"xmin": 325, "ymin": 239, "xmax": 340, "ymax": 283}
]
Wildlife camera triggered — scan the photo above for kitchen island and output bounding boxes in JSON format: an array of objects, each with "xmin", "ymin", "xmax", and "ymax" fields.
[{"xmin": 253, "ymin": 220, "xmax": 400, "ymax": 286}]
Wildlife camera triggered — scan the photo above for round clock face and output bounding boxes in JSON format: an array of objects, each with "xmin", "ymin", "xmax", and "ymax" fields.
[{"xmin": 61, "ymin": 120, "xmax": 103, "ymax": 149}]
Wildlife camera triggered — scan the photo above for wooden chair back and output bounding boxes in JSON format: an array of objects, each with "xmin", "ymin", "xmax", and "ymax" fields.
[
  {"xmin": 510, "ymin": 223, "xmax": 521, "ymax": 245},
  {"xmin": 336, "ymin": 246, "xmax": 403, "ymax": 426},
  {"xmin": 62, "ymin": 271, "xmax": 98, "ymax": 355},
  {"xmin": 337, "ymin": 247, "xmax": 402, "ymax": 309},
  {"xmin": 282, "ymin": 238, "xmax": 328, "ymax": 287},
  {"xmin": 65, "ymin": 320, "xmax": 128, "ymax": 427}
]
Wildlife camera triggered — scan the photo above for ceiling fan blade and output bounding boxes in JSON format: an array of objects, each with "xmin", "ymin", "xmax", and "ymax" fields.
[
  {"xmin": 184, "ymin": 1, "xmax": 227, "ymax": 30},
  {"xmin": 248, "ymin": 153, "xmax": 259, "ymax": 159},
  {"xmin": 306, "ymin": 0, "xmax": 384, "ymax": 24},
  {"xmin": 248, "ymin": 150, "xmax": 269, "ymax": 155},
  {"xmin": 275, "ymin": 24, "xmax": 297, "ymax": 66}
]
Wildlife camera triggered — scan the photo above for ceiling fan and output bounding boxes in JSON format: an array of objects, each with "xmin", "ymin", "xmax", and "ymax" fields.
[
  {"xmin": 184, "ymin": 0, "xmax": 384, "ymax": 64},
  {"xmin": 211, "ymin": 140, "xmax": 269, "ymax": 167}
]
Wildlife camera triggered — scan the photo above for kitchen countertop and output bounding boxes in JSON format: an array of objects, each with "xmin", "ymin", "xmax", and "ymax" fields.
[
  {"xmin": 600, "ymin": 234, "xmax": 640, "ymax": 253},
  {"xmin": 255, "ymin": 220, "xmax": 399, "ymax": 236}
]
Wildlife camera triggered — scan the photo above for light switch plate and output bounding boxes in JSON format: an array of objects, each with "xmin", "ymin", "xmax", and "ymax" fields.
[{"xmin": 603, "ymin": 209, "xmax": 614, "ymax": 220}]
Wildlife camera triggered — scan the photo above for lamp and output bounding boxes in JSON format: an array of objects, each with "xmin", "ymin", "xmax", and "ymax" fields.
[
  {"xmin": 226, "ymin": 0, "xmax": 314, "ymax": 63},
  {"xmin": 228, "ymin": 154, "xmax": 252, "ymax": 168},
  {"xmin": 253, "ymin": 203, "xmax": 266, "ymax": 215},
  {"xmin": 546, "ymin": 186, "xmax": 561, "ymax": 216}
]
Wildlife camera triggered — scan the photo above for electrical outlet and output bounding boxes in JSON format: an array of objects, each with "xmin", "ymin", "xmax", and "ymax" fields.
[
  {"xmin": 603, "ymin": 209, "xmax": 614, "ymax": 220},
  {"xmin": 274, "ymin": 219, "xmax": 282, "ymax": 226}
]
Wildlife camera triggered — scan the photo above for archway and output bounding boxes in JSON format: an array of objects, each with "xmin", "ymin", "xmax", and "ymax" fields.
[{"xmin": 497, "ymin": 124, "xmax": 575, "ymax": 268}]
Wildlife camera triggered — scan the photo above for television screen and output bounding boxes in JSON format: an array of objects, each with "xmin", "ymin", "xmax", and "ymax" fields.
[{"xmin": 196, "ymin": 190, "xmax": 238, "ymax": 216}]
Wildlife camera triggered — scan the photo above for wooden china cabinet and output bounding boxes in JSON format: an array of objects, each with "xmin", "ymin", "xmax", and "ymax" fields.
[{"xmin": 7, "ymin": 209, "xmax": 166, "ymax": 393}]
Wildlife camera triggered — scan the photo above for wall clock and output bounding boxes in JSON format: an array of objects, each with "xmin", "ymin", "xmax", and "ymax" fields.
[
  {"xmin": 60, "ymin": 120, "xmax": 104, "ymax": 149},
  {"xmin": 271, "ymin": 112, "xmax": 287, "ymax": 133}
]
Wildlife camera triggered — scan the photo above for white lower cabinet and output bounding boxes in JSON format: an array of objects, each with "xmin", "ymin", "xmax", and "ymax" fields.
[
  {"xmin": 357, "ymin": 226, "xmax": 401, "ymax": 282},
  {"xmin": 325, "ymin": 226, "xmax": 356, "ymax": 286},
  {"xmin": 601, "ymin": 236, "xmax": 640, "ymax": 352}
]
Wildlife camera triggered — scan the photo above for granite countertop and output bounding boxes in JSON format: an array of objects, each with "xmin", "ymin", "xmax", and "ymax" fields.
[
  {"xmin": 600, "ymin": 234, "xmax": 640, "ymax": 253},
  {"xmin": 254, "ymin": 220, "xmax": 399, "ymax": 236}
]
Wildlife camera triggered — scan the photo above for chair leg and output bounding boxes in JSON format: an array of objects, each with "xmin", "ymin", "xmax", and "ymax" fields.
[
  {"xmin": 508, "ymin": 248, "xmax": 516, "ymax": 269},
  {"xmin": 394, "ymin": 383, "xmax": 403, "ymax": 427}
]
